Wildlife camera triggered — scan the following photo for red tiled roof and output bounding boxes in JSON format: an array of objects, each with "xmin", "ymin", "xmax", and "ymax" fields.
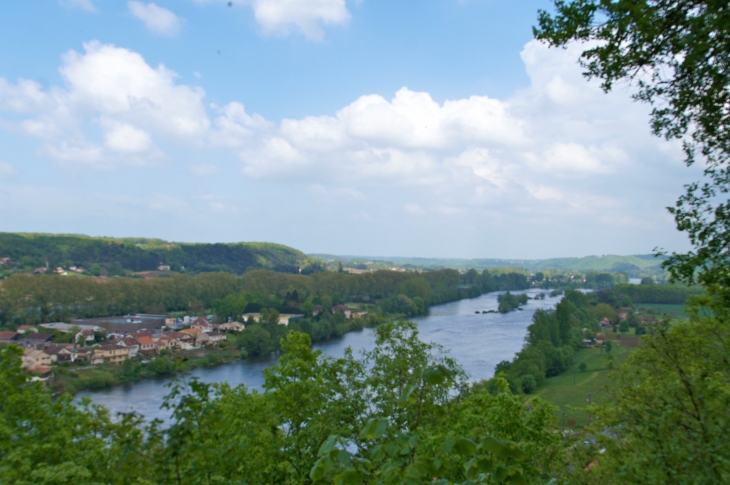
[{"xmin": 134, "ymin": 335, "xmax": 156, "ymax": 346}]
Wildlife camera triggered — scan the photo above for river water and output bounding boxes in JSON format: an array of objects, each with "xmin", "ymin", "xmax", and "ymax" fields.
[{"xmin": 78, "ymin": 289, "xmax": 561, "ymax": 422}]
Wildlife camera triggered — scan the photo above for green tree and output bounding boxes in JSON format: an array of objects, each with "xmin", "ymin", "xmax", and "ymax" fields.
[
  {"xmin": 586, "ymin": 297, "xmax": 730, "ymax": 483},
  {"xmin": 534, "ymin": 1, "xmax": 730, "ymax": 288}
]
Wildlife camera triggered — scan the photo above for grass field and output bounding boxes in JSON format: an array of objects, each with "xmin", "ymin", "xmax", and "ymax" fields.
[
  {"xmin": 637, "ymin": 303, "xmax": 689, "ymax": 319},
  {"xmin": 531, "ymin": 344, "xmax": 635, "ymax": 428}
]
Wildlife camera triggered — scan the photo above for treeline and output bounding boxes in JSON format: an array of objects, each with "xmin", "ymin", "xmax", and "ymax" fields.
[
  {"xmin": 0, "ymin": 233, "xmax": 314, "ymax": 275},
  {"xmin": 0, "ymin": 268, "xmax": 532, "ymax": 327},
  {"xmin": 611, "ymin": 283, "xmax": 705, "ymax": 304},
  {"xmin": 494, "ymin": 290, "xmax": 596, "ymax": 393}
]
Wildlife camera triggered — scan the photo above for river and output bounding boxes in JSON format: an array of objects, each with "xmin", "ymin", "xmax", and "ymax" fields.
[{"xmin": 77, "ymin": 289, "xmax": 562, "ymax": 422}]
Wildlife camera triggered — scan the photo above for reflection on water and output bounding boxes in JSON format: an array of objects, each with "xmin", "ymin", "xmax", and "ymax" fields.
[{"xmin": 77, "ymin": 289, "xmax": 561, "ymax": 422}]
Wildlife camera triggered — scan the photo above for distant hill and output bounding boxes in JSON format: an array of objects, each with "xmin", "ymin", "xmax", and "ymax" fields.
[
  {"xmin": 0, "ymin": 233, "xmax": 319, "ymax": 276},
  {"xmin": 312, "ymin": 253, "xmax": 666, "ymax": 277}
]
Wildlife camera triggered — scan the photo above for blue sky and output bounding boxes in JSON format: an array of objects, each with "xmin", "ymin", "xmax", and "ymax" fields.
[{"xmin": 0, "ymin": 0, "xmax": 698, "ymax": 259}]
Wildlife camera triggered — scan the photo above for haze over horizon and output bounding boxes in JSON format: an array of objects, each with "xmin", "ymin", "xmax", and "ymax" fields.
[{"xmin": 0, "ymin": 1, "xmax": 697, "ymax": 259}]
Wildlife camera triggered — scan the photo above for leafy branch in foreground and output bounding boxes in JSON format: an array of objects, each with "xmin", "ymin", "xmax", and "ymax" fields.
[{"xmin": 535, "ymin": 1, "xmax": 730, "ymax": 287}]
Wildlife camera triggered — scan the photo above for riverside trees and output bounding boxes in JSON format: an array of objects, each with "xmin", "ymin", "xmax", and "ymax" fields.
[{"xmin": 0, "ymin": 322, "xmax": 566, "ymax": 484}]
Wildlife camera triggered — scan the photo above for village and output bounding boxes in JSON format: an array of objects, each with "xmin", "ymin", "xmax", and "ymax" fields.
[{"xmin": 0, "ymin": 312, "xmax": 304, "ymax": 378}]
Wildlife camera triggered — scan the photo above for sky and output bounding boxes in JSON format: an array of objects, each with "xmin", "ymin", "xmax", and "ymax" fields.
[{"xmin": 0, "ymin": 0, "xmax": 699, "ymax": 259}]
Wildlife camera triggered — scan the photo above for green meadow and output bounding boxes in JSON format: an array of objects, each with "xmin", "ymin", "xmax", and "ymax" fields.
[{"xmin": 531, "ymin": 343, "xmax": 635, "ymax": 428}]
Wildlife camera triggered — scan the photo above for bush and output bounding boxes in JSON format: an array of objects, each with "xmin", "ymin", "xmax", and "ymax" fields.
[
  {"xmin": 520, "ymin": 374, "xmax": 537, "ymax": 394},
  {"xmin": 579, "ymin": 362, "xmax": 587, "ymax": 372}
]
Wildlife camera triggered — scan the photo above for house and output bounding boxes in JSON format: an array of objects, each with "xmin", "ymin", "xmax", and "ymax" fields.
[
  {"xmin": 54, "ymin": 267, "xmax": 68, "ymax": 276},
  {"xmin": 639, "ymin": 315, "xmax": 657, "ymax": 325},
  {"xmin": 0, "ymin": 331, "xmax": 18, "ymax": 344},
  {"xmin": 158, "ymin": 264, "xmax": 171, "ymax": 271},
  {"xmin": 0, "ymin": 257, "xmax": 11, "ymax": 265},
  {"xmin": 34, "ymin": 267, "xmax": 46, "ymax": 275},
  {"xmin": 241, "ymin": 313, "xmax": 304, "ymax": 326},
  {"xmin": 75, "ymin": 329, "xmax": 96, "ymax": 344},
  {"xmin": 117, "ymin": 336, "xmax": 140, "ymax": 358},
  {"xmin": 190, "ymin": 317, "xmax": 213, "ymax": 331},
  {"xmin": 18, "ymin": 333, "xmax": 55, "ymax": 349},
  {"xmin": 131, "ymin": 333, "xmax": 158, "ymax": 354},
  {"xmin": 22, "ymin": 348, "xmax": 55, "ymax": 369},
  {"xmin": 167, "ymin": 331, "xmax": 195, "ymax": 350},
  {"xmin": 91, "ymin": 343, "xmax": 129, "ymax": 365},
  {"xmin": 202, "ymin": 331, "xmax": 226, "ymax": 346},
  {"xmin": 599, "ymin": 317, "xmax": 611, "ymax": 328},
  {"xmin": 69, "ymin": 347, "xmax": 92, "ymax": 363},
  {"xmin": 44, "ymin": 344, "xmax": 74, "ymax": 362},
  {"xmin": 17, "ymin": 325, "xmax": 38, "ymax": 334},
  {"xmin": 219, "ymin": 321, "xmax": 245, "ymax": 332},
  {"xmin": 154, "ymin": 335, "xmax": 178, "ymax": 351}
]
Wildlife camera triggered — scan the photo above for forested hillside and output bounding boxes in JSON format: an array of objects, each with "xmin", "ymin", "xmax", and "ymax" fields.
[{"xmin": 0, "ymin": 233, "xmax": 317, "ymax": 276}]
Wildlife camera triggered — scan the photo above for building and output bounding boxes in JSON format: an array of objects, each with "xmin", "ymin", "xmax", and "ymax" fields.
[
  {"xmin": 219, "ymin": 321, "xmax": 245, "ymax": 332},
  {"xmin": 91, "ymin": 344, "xmax": 130, "ymax": 365},
  {"xmin": 167, "ymin": 331, "xmax": 195, "ymax": 350},
  {"xmin": 116, "ymin": 336, "xmax": 141, "ymax": 358},
  {"xmin": 22, "ymin": 348, "xmax": 56, "ymax": 369},
  {"xmin": 70, "ymin": 315, "xmax": 165, "ymax": 334},
  {"xmin": 158, "ymin": 264, "xmax": 171, "ymax": 271},
  {"xmin": 241, "ymin": 313, "xmax": 304, "ymax": 326},
  {"xmin": 75, "ymin": 329, "xmax": 96, "ymax": 344},
  {"xmin": 16, "ymin": 325, "xmax": 38, "ymax": 334},
  {"xmin": 44, "ymin": 344, "xmax": 74, "ymax": 362},
  {"xmin": 190, "ymin": 317, "xmax": 213, "ymax": 331},
  {"xmin": 201, "ymin": 331, "xmax": 226, "ymax": 346},
  {"xmin": 0, "ymin": 331, "xmax": 18, "ymax": 344},
  {"xmin": 131, "ymin": 333, "xmax": 158, "ymax": 354},
  {"xmin": 40, "ymin": 322, "xmax": 105, "ymax": 333},
  {"xmin": 17, "ymin": 333, "xmax": 55, "ymax": 349}
]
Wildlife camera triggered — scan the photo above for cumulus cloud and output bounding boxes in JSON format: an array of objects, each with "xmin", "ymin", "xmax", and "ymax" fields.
[
  {"xmin": 0, "ymin": 39, "xmax": 688, "ymax": 240},
  {"xmin": 128, "ymin": 2, "xmax": 183, "ymax": 36},
  {"xmin": 195, "ymin": 0, "xmax": 350, "ymax": 40},
  {"xmin": 59, "ymin": 0, "xmax": 96, "ymax": 12},
  {"xmin": 0, "ymin": 41, "xmax": 208, "ymax": 167}
]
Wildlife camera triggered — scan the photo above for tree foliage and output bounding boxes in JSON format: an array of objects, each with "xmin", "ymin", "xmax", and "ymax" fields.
[{"xmin": 534, "ymin": 1, "xmax": 730, "ymax": 286}]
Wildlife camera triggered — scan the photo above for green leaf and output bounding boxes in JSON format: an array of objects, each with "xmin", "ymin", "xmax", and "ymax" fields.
[
  {"xmin": 310, "ymin": 458, "xmax": 329, "ymax": 482},
  {"xmin": 359, "ymin": 418, "xmax": 388, "ymax": 440},
  {"xmin": 334, "ymin": 469, "xmax": 362, "ymax": 485},
  {"xmin": 480, "ymin": 436, "xmax": 505, "ymax": 456},
  {"xmin": 398, "ymin": 384, "xmax": 418, "ymax": 405},
  {"xmin": 423, "ymin": 365, "xmax": 452, "ymax": 385},
  {"xmin": 318, "ymin": 435, "xmax": 339, "ymax": 457},
  {"xmin": 454, "ymin": 438, "xmax": 477, "ymax": 457}
]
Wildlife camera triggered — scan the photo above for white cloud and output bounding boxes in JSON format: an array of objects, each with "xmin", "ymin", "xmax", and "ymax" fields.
[
  {"xmin": 0, "ymin": 38, "xmax": 690, "ymax": 246},
  {"xmin": 195, "ymin": 0, "xmax": 350, "ymax": 40},
  {"xmin": 0, "ymin": 162, "xmax": 17, "ymax": 179},
  {"xmin": 128, "ymin": 2, "xmax": 183, "ymax": 36},
  {"xmin": 0, "ymin": 41, "xmax": 208, "ymax": 167},
  {"xmin": 103, "ymin": 122, "xmax": 153, "ymax": 153},
  {"xmin": 59, "ymin": 0, "xmax": 96, "ymax": 12}
]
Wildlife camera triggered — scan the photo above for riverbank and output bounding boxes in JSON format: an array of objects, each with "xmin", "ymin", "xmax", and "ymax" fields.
[
  {"xmin": 51, "ymin": 345, "xmax": 247, "ymax": 394},
  {"xmin": 56, "ymin": 288, "xmax": 539, "ymax": 395},
  {"xmin": 77, "ymin": 289, "xmax": 563, "ymax": 421}
]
